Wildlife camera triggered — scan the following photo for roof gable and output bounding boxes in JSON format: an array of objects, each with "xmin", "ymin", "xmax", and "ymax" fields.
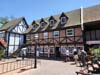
[{"xmin": 0, "ymin": 17, "xmax": 28, "ymax": 31}]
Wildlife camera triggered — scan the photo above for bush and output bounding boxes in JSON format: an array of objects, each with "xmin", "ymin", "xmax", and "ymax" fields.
[
  {"xmin": 0, "ymin": 50, "xmax": 5, "ymax": 60},
  {"xmin": 89, "ymin": 48, "xmax": 100, "ymax": 57}
]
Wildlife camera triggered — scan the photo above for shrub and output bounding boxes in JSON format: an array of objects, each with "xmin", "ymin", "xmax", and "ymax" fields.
[
  {"xmin": 0, "ymin": 50, "xmax": 5, "ymax": 60},
  {"xmin": 89, "ymin": 48, "xmax": 100, "ymax": 57}
]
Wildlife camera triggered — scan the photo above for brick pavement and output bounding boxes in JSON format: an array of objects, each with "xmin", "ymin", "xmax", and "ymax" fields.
[{"xmin": 10, "ymin": 59, "xmax": 80, "ymax": 75}]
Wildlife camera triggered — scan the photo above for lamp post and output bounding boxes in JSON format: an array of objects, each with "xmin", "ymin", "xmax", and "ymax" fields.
[{"xmin": 34, "ymin": 41, "xmax": 37, "ymax": 69}]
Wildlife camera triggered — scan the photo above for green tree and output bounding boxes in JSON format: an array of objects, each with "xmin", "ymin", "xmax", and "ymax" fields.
[{"xmin": 0, "ymin": 17, "xmax": 9, "ymax": 27}]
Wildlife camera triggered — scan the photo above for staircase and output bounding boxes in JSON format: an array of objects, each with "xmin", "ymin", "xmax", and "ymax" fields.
[{"xmin": 10, "ymin": 44, "xmax": 27, "ymax": 57}]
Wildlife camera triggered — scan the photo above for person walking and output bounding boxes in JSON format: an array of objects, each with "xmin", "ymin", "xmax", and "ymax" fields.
[
  {"xmin": 74, "ymin": 51, "xmax": 78, "ymax": 66},
  {"xmin": 47, "ymin": 48, "xmax": 50, "ymax": 58},
  {"xmin": 36, "ymin": 48, "xmax": 40, "ymax": 57},
  {"xmin": 80, "ymin": 49, "xmax": 87, "ymax": 67},
  {"xmin": 65, "ymin": 48, "xmax": 70, "ymax": 62}
]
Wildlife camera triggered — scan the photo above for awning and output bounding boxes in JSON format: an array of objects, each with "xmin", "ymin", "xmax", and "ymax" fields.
[{"xmin": 86, "ymin": 41, "xmax": 100, "ymax": 45}]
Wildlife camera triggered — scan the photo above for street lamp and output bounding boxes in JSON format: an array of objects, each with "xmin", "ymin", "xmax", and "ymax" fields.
[{"xmin": 34, "ymin": 40, "xmax": 37, "ymax": 69}]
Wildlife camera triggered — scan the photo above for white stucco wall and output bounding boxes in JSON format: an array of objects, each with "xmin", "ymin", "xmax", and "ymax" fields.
[{"xmin": 8, "ymin": 20, "xmax": 27, "ymax": 55}]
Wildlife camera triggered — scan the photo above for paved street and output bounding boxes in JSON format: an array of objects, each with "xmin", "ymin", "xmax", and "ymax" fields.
[{"xmin": 6, "ymin": 59, "xmax": 81, "ymax": 75}]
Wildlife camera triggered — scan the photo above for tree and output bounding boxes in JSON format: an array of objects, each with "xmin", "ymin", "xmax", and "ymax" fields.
[{"xmin": 0, "ymin": 17, "xmax": 9, "ymax": 27}]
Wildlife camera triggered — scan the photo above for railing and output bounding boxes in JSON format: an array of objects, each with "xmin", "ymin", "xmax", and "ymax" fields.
[{"xmin": 0, "ymin": 59, "xmax": 34, "ymax": 75}]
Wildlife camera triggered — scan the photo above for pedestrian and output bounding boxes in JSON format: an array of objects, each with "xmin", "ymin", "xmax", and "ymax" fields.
[
  {"xmin": 80, "ymin": 49, "xmax": 87, "ymax": 67},
  {"xmin": 74, "ymin": 51, "xmax": 79, "ymax": 66},
  {"xmin": 47, "ymin": 48, "xmax": 50, "ymax": 58},
  {"xmin": 22, "ymin": 50, "xmax": 25, "ymax": 60},
  {"xmin": 73, "ymin": 47, "xmax": 77, "ymax": 53},
  {"xmin": 65, "ymin": 48, "xmax": 70, "ymax": 62},
  {"xmin": 36, "ymin": 48, "xmax": 40, "ymax": 57}
]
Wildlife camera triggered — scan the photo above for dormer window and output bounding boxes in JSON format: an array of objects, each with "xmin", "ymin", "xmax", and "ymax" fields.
[
  {"xmin": 32, "ymin": 21, "xmax": 38, "ymax": 29},
  {"xmin": 50, "ymin": 20, "xmax": 54, "ymax": 27},
  {"xmin": 41, "ymin": 22, "xmax": 45, "ymax": 27},
  {"xmin": 61, "ymin": 17, "xmax": 67, "ymax": 24},
  {"xmin": 49, "ymin": 16, "xmax": 56, "ymax": 27},
  {"xmin": 33, "ymin": 24, "xmax": 36, "ymax": 28}
]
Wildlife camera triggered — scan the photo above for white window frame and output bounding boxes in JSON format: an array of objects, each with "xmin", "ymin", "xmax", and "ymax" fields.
[
  {"xmin": 50, "ymin": 20, "xmax": 54, "ymax": 26},
  {"xmin": 66, "ymin": 29, "xmax": 74, "ymax": 36},
  {"xmin": 34, "ymin": 34, "xmax": 38, "ymax": 39},
  {"xmin": 61, "ymin": 17, "xmax": 67, "ymax": 24},
  {"xmin": 53, "ymin": 31, "xmax": 59, "ymax": 38},
  {"xmin": 44, "ymin": 32, "xmax": 48, "ymax": 38}
]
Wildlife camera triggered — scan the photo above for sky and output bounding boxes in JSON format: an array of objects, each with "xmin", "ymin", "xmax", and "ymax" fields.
[{"xmin": 0, "ymin": 0, "xmax": 100, "ymax": 24}]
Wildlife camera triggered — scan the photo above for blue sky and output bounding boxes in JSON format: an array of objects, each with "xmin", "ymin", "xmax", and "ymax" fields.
[{"xmin": 0, "ymin": 0, "xmax": 100, "ymax": 24}]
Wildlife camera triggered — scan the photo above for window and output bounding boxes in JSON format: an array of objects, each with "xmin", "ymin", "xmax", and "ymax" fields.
[
  {"xmin": 0, "ymin": 31, "xmax": 5, "ymax": 38},
  {"xmin": 26, "ymin": 35, "xmax": 30, "ymax": 41},
  {"xmin": 54, "ymin": 31, "xmax": 59, "ymax": 38},
  {"xmin": 34, "ymin": 34, "xmax": 38, "ymax": 39},
  {"xmin": 61, "ymin": 17, "xmax": 67, "ymax": 24},
  {"xmin": 96, "ymin": 30, "xmax": 100, "ymax": 40},
  {"xmin": 66, "ymin": 29, "xmax": 74, "ymax": 36},
  {"xmin": 41, "ymin": 22, "xmax": 45, "ymax": 27},
  {"xmin": 44, "ymin": 32, "xmax": 48, "ymax": 38},
  {"xmin": 33, "ymin": 24, "xmax": 37, "ymax": 28},
  {"xmin": 50, "ymin": 20, "xmax": 54, "ymax": 27}
]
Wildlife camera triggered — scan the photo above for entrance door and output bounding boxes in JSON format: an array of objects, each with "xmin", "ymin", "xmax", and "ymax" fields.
[{"xmin": 55, "ymin": 47, "xmax": 60, "ymax": 58}]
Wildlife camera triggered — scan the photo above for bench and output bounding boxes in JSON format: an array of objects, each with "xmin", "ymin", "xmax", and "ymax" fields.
[{"xmin": 76, "ymin": 60, "xmax": 100, "ymax": 75}]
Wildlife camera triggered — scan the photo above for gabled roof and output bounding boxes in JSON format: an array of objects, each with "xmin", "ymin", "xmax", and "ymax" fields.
[
  {"xmin": 0, "ymin": 17, "xmax": 26, "ymax": 31},
  {"xmin": 83, "ymin": 4, "xmax": 100, "ymax": 23},
  {"xmin": 29, "ymin": 4, "xmax": 100, "ymax": 33}
]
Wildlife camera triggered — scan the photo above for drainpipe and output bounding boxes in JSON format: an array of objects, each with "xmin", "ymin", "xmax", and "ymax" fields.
[{"xmin": 81, "ymin": 6, "xmax": 86, "ymax": 51}]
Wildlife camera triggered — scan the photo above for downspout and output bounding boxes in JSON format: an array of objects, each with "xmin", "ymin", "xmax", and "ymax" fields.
[{"xmin": 81, "ymin": 6, "xmax": 86, "ymax": 51}]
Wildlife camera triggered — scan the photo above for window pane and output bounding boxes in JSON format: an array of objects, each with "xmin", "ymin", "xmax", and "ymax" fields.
[
  {"xmin": 41, "ymin": 22, "xmax": 45, "ymax": 27},
  {"xmin": 96, "ymin": 30, "xmax": 100, "ymax": 40},
  {"xmin": 54, "ymin": 31, "xmax": 59, "ymax": 38},
  {"xmin": 33, "ymin": 24, "xmax": 37, "ymax": 28},
  {"xmin": 91, "ymin": 30, "xmax": 96, "ymax": 40},
  {"xmin": 44, "ymin": 32, "xmax": 48, "ymax": 38},
  {"xmin": 61, "ymin": 17, "xmax": 66, "ymax": 24},
  {"xmin": 34, "ymin": 34, "xmax": 38, "ymax": 39},
  {"xmin": 50, "ymin": 20, "xmax": 54, "ymax": 26},
  {"xmin": 86, "ymin": 31, "xmax": 90, "ymax": 41},
  {"xmin": 66, "ymin": 29, "xmax": 74, "ymax": 36}
]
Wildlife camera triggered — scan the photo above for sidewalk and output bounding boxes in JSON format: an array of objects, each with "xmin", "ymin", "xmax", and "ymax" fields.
[{"xmin": 10, "ymin": 59, "xmax": 80, "ymax": 75}]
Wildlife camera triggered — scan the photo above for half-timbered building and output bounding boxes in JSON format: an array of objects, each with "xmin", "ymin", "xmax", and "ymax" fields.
[
  {"xmin": 25, "ymin": 5, "xmax": 100, "ymax": 58},
  {"xmin": 0, "ymin": 17, "xmax": 29, "ymax": 56}
]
